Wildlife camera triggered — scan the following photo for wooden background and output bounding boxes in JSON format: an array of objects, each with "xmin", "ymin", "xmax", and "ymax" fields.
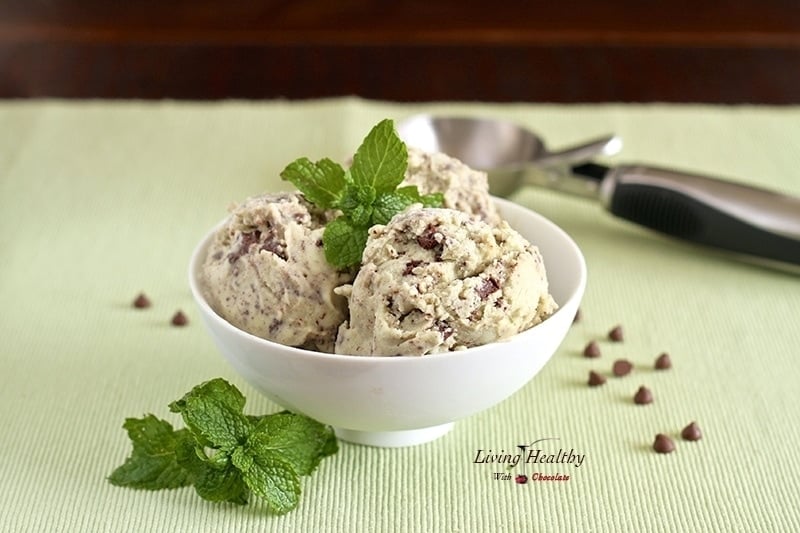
[{"xmin": 2, "ymin": 0, "xmax": 800, "ymax": 103}]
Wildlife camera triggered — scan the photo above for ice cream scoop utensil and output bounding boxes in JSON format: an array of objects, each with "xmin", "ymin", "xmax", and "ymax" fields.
[{"xmin": 397, "ymin": 114, "xmax": 800, "ymax": 267}]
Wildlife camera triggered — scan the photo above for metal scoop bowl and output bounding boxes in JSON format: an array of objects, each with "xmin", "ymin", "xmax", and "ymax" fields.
[{"xmin": 396, "ymin": 114, "xmax": 621, "ymax": 198}]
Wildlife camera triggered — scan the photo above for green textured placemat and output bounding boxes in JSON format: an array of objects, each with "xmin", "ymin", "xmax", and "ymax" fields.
[{"xmin": 1, "ymin": 98, "xmax": 799, "ymax": 532}]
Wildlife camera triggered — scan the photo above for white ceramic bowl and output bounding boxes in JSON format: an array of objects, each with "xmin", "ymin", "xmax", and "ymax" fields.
[{"xmin": 189, "ymin": 197, "xmax": 586, "ymax": 447}]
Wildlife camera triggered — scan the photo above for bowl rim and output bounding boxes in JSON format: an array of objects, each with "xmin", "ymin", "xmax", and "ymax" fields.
[{"xmin": 188, "ymin": 196, "xmax": 587, "ymax": 364}]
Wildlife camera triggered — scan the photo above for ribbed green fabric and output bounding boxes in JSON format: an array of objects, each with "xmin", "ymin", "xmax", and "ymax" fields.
[{"xmin": 1, "ymin": 99, "xmax": 798, "ymax": 532}]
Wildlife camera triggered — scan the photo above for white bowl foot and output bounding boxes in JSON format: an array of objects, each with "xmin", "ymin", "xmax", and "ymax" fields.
[{"xmin": 334, "ymin": 423, "xmax": 454, "ymax": 447}]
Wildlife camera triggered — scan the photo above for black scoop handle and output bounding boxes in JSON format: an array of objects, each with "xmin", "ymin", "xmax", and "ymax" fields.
[{"xmin": 601, "ymin": 165, "xmax": 800, "ymax": 266}]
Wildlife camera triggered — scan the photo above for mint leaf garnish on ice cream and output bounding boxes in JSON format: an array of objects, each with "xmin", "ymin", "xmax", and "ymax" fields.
[{"xmin": 280, "ymin": 119, "xmax": 443, "ymax": 268}]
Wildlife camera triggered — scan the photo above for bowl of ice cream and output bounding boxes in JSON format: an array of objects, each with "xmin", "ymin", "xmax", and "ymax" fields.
[{"xmin": 189, "ymin": 194, "xmax": 586, "ymax": 447}]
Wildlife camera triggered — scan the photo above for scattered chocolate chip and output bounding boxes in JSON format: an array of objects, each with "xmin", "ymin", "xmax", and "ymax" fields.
[
  {"xmin": 572, "ymin": 308, "xmax": 582, "ymax": 323},
  {"xmin": 681, "ymin": 422, "xmax": 702, "ymax": 441},
  {"xmin": 476, "ymin": 277, "xmax": 500, "ymax": 300},
  {"xmin": 171, "ymin": 310, "xmax": 188, "ymax": 327},
  {"xmin": 633, "ymin": 385, "xmax": 653, "ymax": 405},
  {"xmin": 588, "ymin": 371, "xmax": 607, "ymax": 387},
  {"xmin": 583, "ymin": 340, "xmax": 601, "ymax": 358},
  {"xmin": 655, "ymin": 352, "xmax": 672, "ymax": 370},
  {"xmin": 608, "ymin": 325, "xmax": 624, "ymax": 342},
  {"xmin": 653, "ymin": 434, "xmax": 675, "ymax": 454},
  {"xmin": 132, "ymin": 292, "xmax": 151, "ymax": 309},
  {"xmin": 612, "ymin": 359, "xmax": 633, "ymax": 377}
]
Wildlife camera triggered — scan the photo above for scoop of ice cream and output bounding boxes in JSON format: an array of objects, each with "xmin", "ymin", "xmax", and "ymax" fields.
[
  {"xmin": 201, "ymin": 192, "xmax": 352, "ymax": 352},
  {"xmin": 334, "ymin": 206, "xmax": 557, "ymax": 356},
  {"xmin": 402, "ymin": 146, "xmax": 501, "ymax": 225}
]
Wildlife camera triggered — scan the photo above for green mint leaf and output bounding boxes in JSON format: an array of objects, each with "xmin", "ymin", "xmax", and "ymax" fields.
[
  {"xmin": 320, "ymin": 429, "xmax": 338, "ymax": 459},
  {"xmin": 323, "ymin": 217, "xmax": 369, "ymax": 269},
  {"xmin": 420, "ymin": 192, "xmax": 445, "ymax": 207},
  {"xmin": 371, "ymin": 192, "xmax": 415, "ymax": 226},
  {"xmin": 280, "ymin": 157, "xmax": 347, "ymax": 209},
  {"xmin": 108, "ymin": 416, "xmax": 191, "ymax": 490},
  {"xmin": 350, "ymin": 119, "xmax": 408, "ymax": 194},
  {"xmin": 335, "ymin": 184, "xmax": 360, "ymax": 216},
  {"xmin": 394, "ymin": 185, "xmax": 422, "ymax": 200},
  {"xmin": 248, "ymin": 413, "xmax": 338, "ymax": 476},
  {"xmin": 194, "ymin": 461, "xmax": 249, "ymax": 505},
  {"xmin": 232, "ymin": 447, "xmax": 301, "ymax": 515},
  {"xmin": 110, "ymin": 380, "xmax": 339, "ymax": 515},
  {"xmin": 174, "ymin": 437, "xmax": 249, "ymax": 504},
  {"xmin": 336, "ymin": 182, "xmax": 376, "ymax": 217},
  {"xmin": 349, "ymin": 204, "xmax": 373, "ymax": 227},
  {"xmin": 394, "ymin": 186, "xmax": 444, "ymax": 208},
  {"xmin": 371, "ymin": 187, "xmax": 444, "ymax": 225},
  {"xmin": 169, "ymin": 378, "xmax": 252, "ymax": 451}
]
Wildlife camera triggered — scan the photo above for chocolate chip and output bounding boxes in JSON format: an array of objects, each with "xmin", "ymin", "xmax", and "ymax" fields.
[
  {"xmin": 653, "ymin": 434, "xmax": 675, "ymax": 454},
  {"xmin": 416, "ymin": 224, "xmax": 441, "ymax": 250},
  {"xmin": 655, "ymin": 352, "xmax": 672, "ymax": 370},
  {"xmin": 583, "ymin": 340, "xmax": 601, "ymax": 358},
  {"xmin": 612, "ymin": 359, "xmax": 633, "ymax": 377},
  {"xmin": 403, "ymin": 260, "xmax": 423, "ymax": 276},
  {"xmin": 228, "ymin": 230, "xmax": 287, "ymax": 262},
  {"xmin": 132, "ymin": 292, "xmax": 151, "ymax": 309},
  {"xmin": 476, "ymin": 277, "xmax": 500, "ymax": 300},
  {"xmin": 608, "ymin": 325, "xmax": 624, "ymax": 342},
  {"xmin": 171, "ymin": 310, "xmax": 188, "ymax": 327},
  {"xmin": 434, "ymin": 320, "xmax": 454, "ymax": 340},
  {"xmin": 588, "ymin": 371, "xmax": 606, "ymax": 387},
  {"xmin": 259, "ymin": 235, "xmax": 287, "ymax": 261},
  {"xmin": 633, "ymin": 385, "xmax": 653, "ymax": 405},
  {"xmin": 681, "ymin": 422, "xmax": 702, "ymax": 441},
  {"xmin": 228, "ymin": 230, "xmax": 262, "ymax": 263}
]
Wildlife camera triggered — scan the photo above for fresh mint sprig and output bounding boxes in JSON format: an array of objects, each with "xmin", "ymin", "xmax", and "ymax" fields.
[
  {"xmin": 108, "ymin": 378, "xmax": 338, "ymax": 515},
  {"xmin": 280, "ymin": 119, "xmax": 444, "ymax": 268}
]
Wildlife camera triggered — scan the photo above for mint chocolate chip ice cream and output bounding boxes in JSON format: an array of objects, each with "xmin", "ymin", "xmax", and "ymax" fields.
[
  {"xmin": 402, "ymin": 146, "xmax": 501, "ymax": 225},
  {"xmin": 334, "ymin": 206, "xmax": 557, "ymax": 356},
  {"xmin": 201, "ymin": 192, "xmax": 352, "ymax": 352}
]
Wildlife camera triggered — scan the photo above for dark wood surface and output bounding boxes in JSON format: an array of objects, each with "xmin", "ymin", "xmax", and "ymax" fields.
[{"xmin": 2, "ymin": 1, "xmax": 800, "ymax": 103}]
